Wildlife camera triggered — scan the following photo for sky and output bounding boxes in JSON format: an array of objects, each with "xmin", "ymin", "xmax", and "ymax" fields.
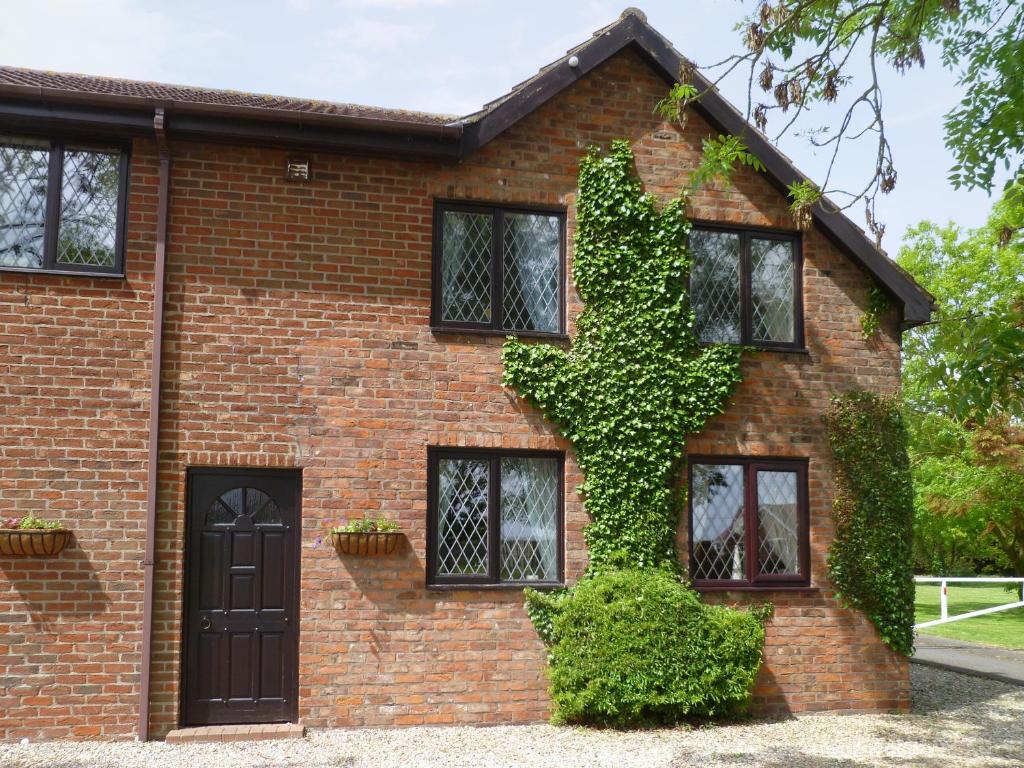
[{"xmin": 0, "ymin": 0, "xmax": 999, "ymax": 249}]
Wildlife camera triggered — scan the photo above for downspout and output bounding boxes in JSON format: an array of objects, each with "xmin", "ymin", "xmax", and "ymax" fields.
[{"xmin": 139, "ymin": 107, "xmax": 169, "ymax": 742}]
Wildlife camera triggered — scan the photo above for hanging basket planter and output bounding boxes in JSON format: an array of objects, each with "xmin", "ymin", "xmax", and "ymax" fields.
[
  {"xmin": 0, "ymin": 529, "xmax": 72, "ymax": 557},
  {"xmin": 331, "ymin": 530, "xmax": 403, "ymax": 556}
]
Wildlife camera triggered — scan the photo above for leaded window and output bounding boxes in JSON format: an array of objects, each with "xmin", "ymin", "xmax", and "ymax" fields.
[
  {"xmin": 428, "ymin": 448, "xmax": 563, "ymax": 586},
  {"xmin": 433, "ymin": 202, "xmax": 564, "ymax": 335},
  {"xmin": 688, "ymin": 457, "xmax": 809, "ymax": 588},
  {"xmin": 0, "ymin": 137, "xmax": 128, "ymax": 275},
  {"xmin": 690, "ymin": 226, "xmax": 801, "ymax": 348}
]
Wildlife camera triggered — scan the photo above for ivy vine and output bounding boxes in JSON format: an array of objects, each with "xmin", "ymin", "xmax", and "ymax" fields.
[
  {"xmin": 860, "ymin": 285, "xmax": 891, "ymax": 339},
  {"xmin": 502, "ymin": 140, "xmax": 744, "ymax": 572},
  {"xmin": 824, "ymin": 391, "xmax": 915, "ymax": 656}
]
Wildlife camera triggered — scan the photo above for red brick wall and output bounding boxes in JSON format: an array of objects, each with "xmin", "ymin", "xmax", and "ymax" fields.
[
  {"xmin": 1, "ymin": 46, "xmax": 908, "ymax": 741},
  {"xmin": 0, "ymin": 146, "xmax": 160, "ymax": 740}
]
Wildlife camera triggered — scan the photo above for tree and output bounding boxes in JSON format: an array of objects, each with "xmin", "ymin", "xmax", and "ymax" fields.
[
  {"xmin": 898, "ymin": 183, "xmax": 1024, "ymax": 575},
  {"xmin": 662, "ymin": 1, "xmax": 1024, "ymax": 242},
  {"xmin": 898, "ymin": 182, "xmax": 1024, "ymax": 421}
]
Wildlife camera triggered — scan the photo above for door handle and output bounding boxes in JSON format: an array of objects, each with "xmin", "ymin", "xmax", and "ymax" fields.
[{"xmin": 199, "ymin": 617, "xmax": 212, "ymax": 630}]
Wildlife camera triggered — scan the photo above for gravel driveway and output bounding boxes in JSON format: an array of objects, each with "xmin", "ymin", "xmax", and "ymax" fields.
[{"xmin": 3, "ymin": 665, "xmax": 1023, "ymax": 768}]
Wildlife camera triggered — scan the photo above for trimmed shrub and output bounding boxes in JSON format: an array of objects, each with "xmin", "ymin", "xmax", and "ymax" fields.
[{"xmin": 530, "ymin": 568, "xmax": 768, "ymax": 727}]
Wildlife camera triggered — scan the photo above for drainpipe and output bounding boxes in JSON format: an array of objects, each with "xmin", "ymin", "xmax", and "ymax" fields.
[{"xmin": 139, "ymin": 107, "xmax": 170, "ymax": 742}]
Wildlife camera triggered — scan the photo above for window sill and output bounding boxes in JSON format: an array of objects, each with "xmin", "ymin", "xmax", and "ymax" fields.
[
  {"xmin": 430, "ymin": 326, "xmax": 569, "ymax": 342},
  {"xmin": 695, "ymin": 584, "xmax": 818, "ymax": 594},
  {"xmin": 699, "ymin": 341, "xmax": 810, "ymax": 355},
  {"xmin": 427, "ymin": 581, "xmax": 565, "ymax": 592},
  {"xmin": 0, "ymin": 265, "xmax": 125, "ymax": 279},
  {"xmin": 753, "ymin": 346, "xmax": 811, "ymax": 356}
]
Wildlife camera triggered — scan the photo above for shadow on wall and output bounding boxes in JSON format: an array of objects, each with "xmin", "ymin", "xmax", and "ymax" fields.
[
  {"xmin": 750, "ymin": 663, "xmax": 795, "ymax": 720},
  {"xmin": 0, "ymin": 534, "xmax": 112, "ymax": 629}
]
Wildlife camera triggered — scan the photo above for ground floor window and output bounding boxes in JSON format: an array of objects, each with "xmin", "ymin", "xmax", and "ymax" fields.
[
  {"xmin": 427, "ymin": 447, "xmax": 563, "ymax": 587},
  {"xmin": 688, "ymin": 456, "xmax": 809, "ymax": 588}
]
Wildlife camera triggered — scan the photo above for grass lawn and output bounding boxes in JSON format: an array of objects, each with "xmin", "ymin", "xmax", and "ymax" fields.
[{"xmin": 915, "ymin": 581, "xmax": 1024, "ymax": 649}]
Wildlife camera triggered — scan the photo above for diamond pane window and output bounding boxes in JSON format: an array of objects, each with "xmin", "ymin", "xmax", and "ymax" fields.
[
  {"xmin": 503, "ymin": 213, "xmax": 560, "ymax": 333},
  {"xmin": 434, "ymin": 203, "xmax": 564, "ymax": 335},
  {"xmin": 751, "ymin": 239, "xmax": 796, "ymax": 343},
  {"xmin": 440, "ymin": 211, "xmax": 492, "ymax": 324},
  {"xmin": 0, "ymin": 137, "xmax": 126, "ymax": 275},
  {"xmin": 429, "ymin": 449, "xmax": 563, "ymax": 586},
  {"xmin": 57, "ymin": 148, "xmax": 121, "ymax": 268},
  {"xmin": 500, "ymin": 456, "xmax": 558, "ymax": 582},
  {"xmin": 437, "ymin": 458, "xmax": 490, "ymax": 576},
  {"xmin": 689, "ymin": 227, "xmax": 801, "ymax": 348},
  {"xmin": 756, "ymin": 470, "xmax": 799, "ymax": 575},
  {"xmin": 689, "ymin": 458, "xmax": 808, "ymax": 587},
  {"xmin": 690, "ymin": 464, "xmax": 745, "ymax": 581},
  {"xmin": 0, "ymin": 139, "xmax": 49, "ymax": 269},
  {"xmin": 690, "ymin": 230, "xmax": 741, "ymax": 343}
]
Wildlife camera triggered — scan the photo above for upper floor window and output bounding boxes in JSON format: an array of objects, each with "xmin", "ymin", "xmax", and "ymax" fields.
[
  {"xmin": 427, "ymin": 447, "xmax": 564, "ymax": 587},
  {"xmin": 0, "ymin": 137, "xmax": 128, "ymax": 276},
  {"xmin": 432, "ymin": 201, "xmax": 565, "ymax": 336},
  {"xmin": 688, "ymin": 456, "xmax": 809, "ymax": 588},
  {"xmin": 689, "ymin": 226, "xmax": 802, "ymax": 348}
]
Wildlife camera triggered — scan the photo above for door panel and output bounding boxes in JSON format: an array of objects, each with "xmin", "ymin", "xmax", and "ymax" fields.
[{"xmin": 183, "ymin": 468, "xmax": 301, "ymax": 726}]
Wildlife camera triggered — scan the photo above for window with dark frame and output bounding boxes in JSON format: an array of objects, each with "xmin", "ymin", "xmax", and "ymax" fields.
[
  {"xmin": 688, "ymin": 457, "xmax": 809, "ymax": 588},
  {"xmin": 0, "ymin": 136, "xmax": 129, "ymax": 275},
  {"xmin": 427, "ymin": 448, "xmax": 564, "ymax": 587},
  {"xmin": 689, "ymin": 226, "xmax": 802, "ymax": 348},
  {"xmin": 432, "ymin": 201, "xmax": 565, "ymax": 336}
]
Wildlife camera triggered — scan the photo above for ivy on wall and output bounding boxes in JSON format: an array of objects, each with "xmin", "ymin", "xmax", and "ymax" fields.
[
  {"xmin": 502, "ymin": 140, "xmax": 744, "ymax": 572},
  {"xmin": 824, "ymin": 391, "xmax": 916, "ymax": 656},
  {"xmin": 860, "ymin": 285, "xmax": 891, "ymax": 339},
  {"xmin": 501, "ymin": 141, "xmax": 764, "ymax": 724}
]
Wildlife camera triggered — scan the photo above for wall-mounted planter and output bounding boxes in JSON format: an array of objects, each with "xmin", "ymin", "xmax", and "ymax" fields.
[
  {"xmin": 332, "ymin": 531, "xmax": 403, "ymax": 556},
  {"xmin": 0, "ymin": 529, "xmax": 71, "ymax": 557}
]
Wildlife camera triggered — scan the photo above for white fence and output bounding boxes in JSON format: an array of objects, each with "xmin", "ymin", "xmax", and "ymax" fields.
[{"xmin": 914, "ymin": 576, "xmax": 1024, "ymax": 630}]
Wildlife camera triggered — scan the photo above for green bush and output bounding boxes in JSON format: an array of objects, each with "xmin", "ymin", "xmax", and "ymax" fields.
[{"xmin": 530, "ymin": 569, "xmax": 768, "ymax": 727}]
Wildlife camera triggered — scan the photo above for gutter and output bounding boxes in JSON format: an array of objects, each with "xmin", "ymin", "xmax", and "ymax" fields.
[
  {"xmin": 139, "ymin": 106, "xmax": 169, "ymax": 742},
  {"xmin": 0, "ymin": 82, "xmax": 463, "ymax": 139}
]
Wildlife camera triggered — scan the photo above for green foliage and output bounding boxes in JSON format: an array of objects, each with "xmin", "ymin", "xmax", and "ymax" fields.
[
  {"xmin": 528, "ymin": 569, "xmax": 767, "ymax": 727},
  {"xmin": 860, "ymin": 285, "xmax": 891, "ymax": 340},
  {"xmin": 943, "ymin": 3, "xmax": 1024, "ymax": 193},
  {"xmin": 897, "ymin": 183, "xmax": 1024, "ymax": 578},
  {"xmin": 502, "ymin": 140, "xmax": 744, "ymax": 571},
  {"xmin": 331, "ymin": 518, "xmax": 400, "ymax": 534},
  {"xmin": 824, "ymin": 391, "xmax": 915, "ymax": 656},
  {"xmin": 687, "ymin": 135, "xmax": 766, "ymax": 193},
  {"xmin": 504, "ymin": 141, "xmax": 761, "ymax": 727},
  {"xmin": 655, "ymin": 82, "xmax": 698, "ymax": 123},
  {"xmin": 908, "ymin": 411, "xmax": 1016, "ymax": 575},
  {"xmin": 898, "ymin": 183, "xmax": 1024, "ymax": 421},
  {"xmin": 785, "ymin": 179, "xmax": 821, "ymax": 229}
]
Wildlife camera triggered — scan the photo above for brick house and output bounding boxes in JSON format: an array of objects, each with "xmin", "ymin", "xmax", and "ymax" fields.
[{"xmin": 0, "ymin": 9, "xmax": 932, "ymax": 741}]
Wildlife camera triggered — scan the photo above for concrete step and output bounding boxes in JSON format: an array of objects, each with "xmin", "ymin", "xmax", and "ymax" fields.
[{"xmin": 164, "ymin": 723, "xmax": 305, "ymax": 744}]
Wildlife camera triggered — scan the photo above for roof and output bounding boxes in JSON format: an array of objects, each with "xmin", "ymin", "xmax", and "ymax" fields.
[
  {"xmin": 0, "ymin": 7, "xmax": 932, "ymax": 326},
  {"xmin": 0, "ymin": 65, "xmax": 455, "ymax": 127}
]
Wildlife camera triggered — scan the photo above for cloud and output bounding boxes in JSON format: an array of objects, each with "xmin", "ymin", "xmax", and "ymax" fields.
[
  {"xmin": 336, "ymin": 0, "xmax": 455, "ymax": 8},
  {"xmin": 331, "ymin": 19, "xmax": 429, "ymax": 51},
  {"xmin": 0, "ymin": 0, "xmax": 171, "ymax": 77}
]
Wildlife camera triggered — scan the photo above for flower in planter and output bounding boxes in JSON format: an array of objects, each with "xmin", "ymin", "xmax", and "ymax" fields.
[
  {"xmin": 1, "ymin": 515, "xmax": 62, "ymax": 530},
  {"xmin": 331, "ymin": 518, "xmax": 400, "ymax": 534}
]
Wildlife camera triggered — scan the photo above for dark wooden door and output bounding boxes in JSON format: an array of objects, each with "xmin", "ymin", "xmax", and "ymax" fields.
[{"xmin": 182, "ymin": 468, "xmax": 301, "ymax": 726}]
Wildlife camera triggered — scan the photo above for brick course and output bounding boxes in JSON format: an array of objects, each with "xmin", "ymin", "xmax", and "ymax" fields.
[{"xmin": 0, "ymin": 47, "xmax": 907, "ymax": 741}]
